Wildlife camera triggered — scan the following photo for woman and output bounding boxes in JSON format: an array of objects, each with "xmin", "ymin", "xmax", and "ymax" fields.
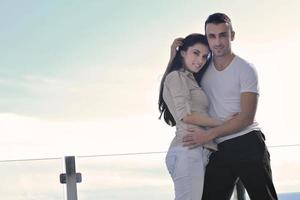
[{"xmin": 158, "ymin": 34, "xmax": 224, "ymax": 200}]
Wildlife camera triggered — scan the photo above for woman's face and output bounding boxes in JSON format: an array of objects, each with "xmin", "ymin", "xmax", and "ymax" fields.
[{"xmin": 181, "ymin": 43, "xmax": 210, "ymax": 73}]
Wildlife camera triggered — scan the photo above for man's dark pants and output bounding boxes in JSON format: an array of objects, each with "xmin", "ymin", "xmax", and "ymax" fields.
[{"xmin": 202, "ymin": 130, "xmax": 278, "ymax": 200}]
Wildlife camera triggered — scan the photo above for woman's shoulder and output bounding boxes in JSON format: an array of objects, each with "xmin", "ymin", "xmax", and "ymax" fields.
[
  {"xmin": 165, "ymin": 70, "xmax": 187, "ymax": 81},
  {"xmin": 165, "ymin": 70, "xmax": 180, "ymax": 82}
]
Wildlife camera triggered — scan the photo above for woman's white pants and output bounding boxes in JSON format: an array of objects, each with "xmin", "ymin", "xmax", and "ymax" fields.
[{"xmin": 165, "ymin": 146, "xmax": 210, "ymax": 200}]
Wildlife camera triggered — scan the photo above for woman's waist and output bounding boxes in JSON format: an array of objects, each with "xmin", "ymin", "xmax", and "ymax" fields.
[
  {"xmin": 173, "ymin": 124, "xmax": 206, "ymax": 140},
  {"xmin": 175, "ymin": 123, "xmax": 205, "ymax": 131},
  {"xmin": 170, "ymin": 126, "xmax": 217, "ymax": 151}
]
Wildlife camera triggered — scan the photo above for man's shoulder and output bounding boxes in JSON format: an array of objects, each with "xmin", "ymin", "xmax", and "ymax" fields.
[
  {"xmin": 234, "ymin": 55, "xmax": 253, "ymax": 67},
  {"xmin": 234, "ymin": 55, "xmax": 257, "ymax": 72}
]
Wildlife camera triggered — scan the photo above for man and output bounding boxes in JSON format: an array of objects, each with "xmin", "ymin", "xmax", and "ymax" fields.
[{"xmin": 183, "ymin": 13, "xmax": 278, "ymax": 200}]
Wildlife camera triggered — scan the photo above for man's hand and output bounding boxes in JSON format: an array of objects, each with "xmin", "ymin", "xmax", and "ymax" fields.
[{"xmin": 182, "ymin": 128, "xmax": 214, "ymax": 149}]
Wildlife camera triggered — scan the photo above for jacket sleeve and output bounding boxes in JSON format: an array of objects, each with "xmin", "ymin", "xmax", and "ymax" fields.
[{"xmin": 165, "ymin": 71, "xmax": 191, "ymax": 120}]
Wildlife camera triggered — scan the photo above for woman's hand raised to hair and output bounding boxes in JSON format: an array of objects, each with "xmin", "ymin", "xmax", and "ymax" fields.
[{"xmin": 170, "ymin": 37, "xmax": 184, "ymax": 61}]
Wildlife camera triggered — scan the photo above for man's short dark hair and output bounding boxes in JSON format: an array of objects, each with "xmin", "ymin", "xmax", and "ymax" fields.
[{"xmin": 205, "ymin": 13, "xmax": 233, "ymax": 32}]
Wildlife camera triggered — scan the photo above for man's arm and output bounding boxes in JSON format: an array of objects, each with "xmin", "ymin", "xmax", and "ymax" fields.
[
  {"xmin": 183, "ymin": 92, "xmax": 258, "ymax": 148},
  {"xmin": 182, "ymin": 112, "xmax": 223, "ymax": 127}
]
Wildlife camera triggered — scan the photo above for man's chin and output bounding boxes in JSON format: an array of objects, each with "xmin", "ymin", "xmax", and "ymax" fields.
[{"xmin": 213, "ymin": 52, "xmax": 226, "ymax": 57}]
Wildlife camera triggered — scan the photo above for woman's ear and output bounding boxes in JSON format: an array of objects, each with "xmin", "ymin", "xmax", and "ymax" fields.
[{"xmin": 180, "ymin": 50, "xmax": 186, "ymax": 58}]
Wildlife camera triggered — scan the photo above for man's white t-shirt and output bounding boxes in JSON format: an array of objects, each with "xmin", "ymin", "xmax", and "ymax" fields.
[{"xmin": 201, "ymin": 55, "xmax": 260, "ymax": 143}]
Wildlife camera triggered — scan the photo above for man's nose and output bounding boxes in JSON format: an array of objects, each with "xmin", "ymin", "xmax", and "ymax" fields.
[{"xmin": 215, "ymin": 37, "xmax": 221, "ymax": 46}]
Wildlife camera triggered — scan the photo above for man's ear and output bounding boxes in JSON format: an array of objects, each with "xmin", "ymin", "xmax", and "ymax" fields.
[{"xmin": 231, "ymin": 30, "xmax": 235, "ymax": 41}]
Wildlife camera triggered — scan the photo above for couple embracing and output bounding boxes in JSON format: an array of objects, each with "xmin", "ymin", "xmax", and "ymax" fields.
[{"xmin": 159, "ymin": 13, "xmax": 278, "ymax": 200}]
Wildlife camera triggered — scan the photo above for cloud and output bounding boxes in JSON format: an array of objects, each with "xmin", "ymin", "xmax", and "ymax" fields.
[{"xmin": 0, "ymin": 113, "xmax": 173, "ymax": 160}]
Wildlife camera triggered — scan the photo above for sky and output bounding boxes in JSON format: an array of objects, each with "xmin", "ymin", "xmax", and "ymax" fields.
[
  {"xmin": 0, "ymin": 0, "xmax": 300, "ymax": 198},
  {"xmin": 1, "ymin": 0, "xmax": 299, "ymax": 158}
]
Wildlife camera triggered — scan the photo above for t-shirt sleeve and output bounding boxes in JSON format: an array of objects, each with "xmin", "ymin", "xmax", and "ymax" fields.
[
  {"xmin": 165, "ymin": 71, "xmax": 191, "ymax": 120},
  {"xmin": 240, "ymin": 64, "xmax": 259, "ymax": 94}
]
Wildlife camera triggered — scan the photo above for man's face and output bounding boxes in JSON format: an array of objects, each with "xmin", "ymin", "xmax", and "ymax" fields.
[{"xmin": 205, "ymin": 23, "xmax": 234, "ymax": 58}]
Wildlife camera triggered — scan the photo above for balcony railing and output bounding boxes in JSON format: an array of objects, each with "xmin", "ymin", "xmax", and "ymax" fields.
[{"xmin": 0, "ymin": 144, "xmax": 299, "ymax": 200}]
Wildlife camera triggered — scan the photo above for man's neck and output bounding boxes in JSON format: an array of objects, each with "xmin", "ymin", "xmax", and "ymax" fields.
[{"xmin": 213, "ymin": 53, "xmax": 235, "ymax": 71}]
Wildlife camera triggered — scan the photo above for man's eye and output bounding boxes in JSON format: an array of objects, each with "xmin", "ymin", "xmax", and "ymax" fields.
[{"xmin": 220, "ymin": 33, "xmax": 228, "ymax": 38}]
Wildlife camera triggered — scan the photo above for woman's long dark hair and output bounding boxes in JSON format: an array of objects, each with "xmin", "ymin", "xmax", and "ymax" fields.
[{"xmin": 158, "ymin": 33, "xmax": 211, "ymax": 126}]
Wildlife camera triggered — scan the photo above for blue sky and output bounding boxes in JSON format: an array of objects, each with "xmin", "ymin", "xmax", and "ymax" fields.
[
  {"xmin": 0, "ymin": 0, "xmax": 299, "ymax": 155},
  {"xmin": 1, "ymin": 0, "xmax": 299, "ymax": 119},
  {"xmin": 0, "ymin": 0, "xmax": 300, "ymax": 198}
]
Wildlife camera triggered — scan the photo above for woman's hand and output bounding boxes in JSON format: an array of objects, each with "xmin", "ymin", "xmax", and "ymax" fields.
[{"xmin": 170, "ymin": 37, "xmax": 184, "ymax": 61}]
